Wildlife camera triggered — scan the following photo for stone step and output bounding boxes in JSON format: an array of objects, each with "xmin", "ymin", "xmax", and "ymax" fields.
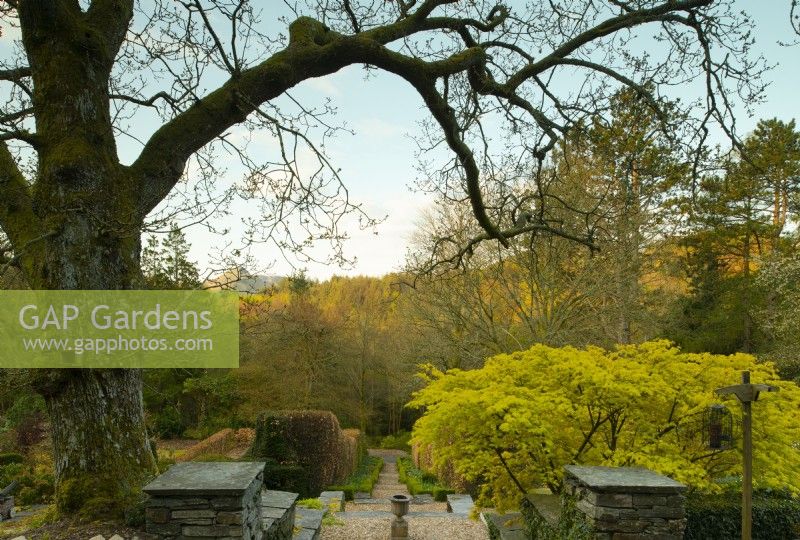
[
  {"xmin": 262, "ymin": 489, "xmax": 298, "ymax": 540},
  {"xmin": 376, "ymin": 484, "xmax": 407, "ymax": 491},
  {"xmin": 372, "ymin": 490, "xmax": 411, "ymax": 499},
  {"xmin": 292, "ymin": 529, "xmax": 317, "ymax": 540},
  {"xmin": 319, "ymin": 490, "xmax": 345, "ymax": 513},
  {"xmin": 293, "ymin": 507, "xmax": 323, "ymax": 540},
  {"xmin": 351, "ymin": 496, "xmax": 439, "ymax": 505},
  {"xmin": 352, "ymin": 498, "xmax": 392, "ymax": 505},
  {"xmin": 481, "ymin": 512, "xmax": 528, "ymax": 540},
  {"xmin": 446, "ymin": 494, "xmax": 474, "ymax": 516}
]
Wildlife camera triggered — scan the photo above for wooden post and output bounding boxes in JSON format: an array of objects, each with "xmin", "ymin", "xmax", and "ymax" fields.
[
  {"xmin": 741, "ymin": 371, "xmax": 752, "ymax": 540},
  {"xmin": 715, "ymin": 370, "xmax": 778, "ymax": 540}
]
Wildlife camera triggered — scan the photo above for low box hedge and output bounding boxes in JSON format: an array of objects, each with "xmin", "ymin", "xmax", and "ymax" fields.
[
  {"xmin": 327, "ymin": 455, "xmax": 383, "ymax": 500},
  {"xmin": 685, "ymin": 490, "xmax": 800, "ymax": 540},
  {"xmin": 397, "ymin": 457, "xmax": 454, "ymax": 502}
]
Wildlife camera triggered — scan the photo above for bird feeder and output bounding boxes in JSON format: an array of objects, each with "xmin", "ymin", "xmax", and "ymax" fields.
[{"xmin": 704, "ymin": 403, "xmax": 733, "ymax": 450}]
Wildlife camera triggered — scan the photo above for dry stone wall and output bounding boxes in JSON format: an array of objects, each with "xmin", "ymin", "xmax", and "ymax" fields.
[
  {"xmin": 143, "ymin": 462, "xmax": 266, "ymax": 539},
  {"xmin": 563, "ymin": 465, "xmax": 687, "ymax": 540}
]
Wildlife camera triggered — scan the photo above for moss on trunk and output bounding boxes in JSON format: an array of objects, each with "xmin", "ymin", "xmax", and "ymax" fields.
[{"xmin": 45, "ymin": 370, "xmax": 157, "ymax": 520}]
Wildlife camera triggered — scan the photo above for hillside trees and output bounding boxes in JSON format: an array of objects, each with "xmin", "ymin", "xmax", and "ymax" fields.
[
  {"xmin": 406, "ymin": 89, "xmax": 689, "ymax": 355},
  {"xmin": 669, "ymin": 119, "xmax": 800, "ymax": 353},
  {"xmin": 0, "ymin": 0, "xmax": 764, "ymax": 514},
  {"xmin": 571, "ymin": 90, "xmax": 689, "ymax": 344},
  {"xmin": 236, "ymin": 275, "xmax": 419, "ymax": 434}
]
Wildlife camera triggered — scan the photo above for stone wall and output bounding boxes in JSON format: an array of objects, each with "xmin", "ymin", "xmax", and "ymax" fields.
[
  {"xmin": 563, "ymin": 465, "xmax": 687, "ymax": 540},
  {"xmin": 144, "ymin": 461, "xmax": 266, "ymax": 539}
]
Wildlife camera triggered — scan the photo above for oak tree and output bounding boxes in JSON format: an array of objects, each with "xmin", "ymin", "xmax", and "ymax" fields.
[{"xmin": 0, "ymin": 0, "xmax": 762, "ymax": 514}]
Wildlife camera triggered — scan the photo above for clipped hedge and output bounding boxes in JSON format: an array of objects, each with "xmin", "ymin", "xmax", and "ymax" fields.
[
  {"xmin": 685, "ymin": 490, "xmax": 800, "ymax": 540},
  {"xmin": 250, "ymin": 410, "xmax": 363, "ymax": 497},
  {"xmin": 397, "ymin": 457, "xmax": 454, "ymax": 502},
  {"xmin": 412, "ymin": 442, "xmax": 474, "ymax": 494},
  {"xmin": 327, "ymin": 455, "xmax": 383, "ymax": 500}
]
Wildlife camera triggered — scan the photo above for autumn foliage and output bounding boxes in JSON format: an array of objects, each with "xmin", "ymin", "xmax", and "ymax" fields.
[{"xmin": 408, "ymin": 341, "xmax": 800, "ymax": 510}]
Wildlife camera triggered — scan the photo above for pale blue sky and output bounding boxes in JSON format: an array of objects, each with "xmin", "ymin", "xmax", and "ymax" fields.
[
  {"xmin": 2, "ymin": 2, "xmax": 799, "ymax": 280},
  {"xmin": 210, "ymin": 1, "xmax": 800, "ymax": 280}
]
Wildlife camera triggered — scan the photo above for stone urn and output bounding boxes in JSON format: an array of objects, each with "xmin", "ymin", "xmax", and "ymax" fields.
[{"xmin": 391, "ymin": 494, "xmax": 411, "ymax": 539}]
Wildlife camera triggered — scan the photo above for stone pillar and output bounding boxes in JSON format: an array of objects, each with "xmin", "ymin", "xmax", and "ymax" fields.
[
  {"xmin": 143, "ymin": 461, "xmax": 266, "ymax": 540},
  {"xmin": 563, "ymin": 465, "xmax": 687, "ymax": 540}
]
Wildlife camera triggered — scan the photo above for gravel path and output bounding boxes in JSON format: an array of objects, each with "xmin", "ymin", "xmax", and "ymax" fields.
[
  {"xmin": 322, "ymin": 450, "xmax": 488, "ymax": 539},
  {"xmin": 320, "ymin": 515, "xmax": 489, "ymax": 540}
]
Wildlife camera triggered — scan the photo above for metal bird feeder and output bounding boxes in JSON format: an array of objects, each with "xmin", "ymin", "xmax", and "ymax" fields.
[{"xmin": 704, "ymin": 403, "xmax": 733, "ymax": 450}]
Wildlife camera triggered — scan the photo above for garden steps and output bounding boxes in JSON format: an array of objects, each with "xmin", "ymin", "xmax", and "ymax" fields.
[
  {"xmin": 375, "ymin": 483, "xmax": 407, "ymax": 491},
  {"xmin": 262, "ymin": 489, "xmax": 298, "ymax": 540},
  {"xmin": 322, "ymin": 450, "xmax": 490, "ymax": 539},
  {"xmin": 446, "ymin": 494, "xmax": 474, "ymax": 516},
  {"xmin": 292, "ymin": 507, "xmax": 323, "ymax": 540},
  {"xmin": 481, "ymin": 511, "xmax": 528, "ymax": 540},
  {"xmin": 339, "ymin": 510, "xmax": 473, "ymax": 518},
  {"xmin": 318, "ymin": 490, "xmax": 345, "ymax": 512}
]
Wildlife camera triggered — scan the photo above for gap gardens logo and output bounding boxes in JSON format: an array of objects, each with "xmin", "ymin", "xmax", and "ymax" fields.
[{"xmin": 0, "ymin": 291, "xmax": 239, "ymax": 368}]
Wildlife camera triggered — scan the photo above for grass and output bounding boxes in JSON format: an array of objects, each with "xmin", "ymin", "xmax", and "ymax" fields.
[
  {"xmin": 297, "ymin": 498, "xmax": 324, "ymax": 510},
  {"xmin": 397, "ymin": 457, "xmax": 454, "ymax": 502},
  {"xmin": 326, "ymin": 455, "xmax": 383, "ymax": 500},
  {"xmin": 378, "ymin": 431, "xmax": 412, "ymax": 451}
]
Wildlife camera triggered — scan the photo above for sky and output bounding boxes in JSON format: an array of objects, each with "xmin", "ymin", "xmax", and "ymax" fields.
[
  {"xmin": 2, "ymin": 2, "xmax": 800, "ymax": 281},
  {"xmin": 237, "ymin": 1, "xmax": 798, "ymax": 281}
]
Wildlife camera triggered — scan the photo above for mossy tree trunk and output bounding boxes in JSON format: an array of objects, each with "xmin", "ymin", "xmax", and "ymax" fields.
[{"xmin": 8, "ymin": 0, "xmax": 157, "ymax": 517}]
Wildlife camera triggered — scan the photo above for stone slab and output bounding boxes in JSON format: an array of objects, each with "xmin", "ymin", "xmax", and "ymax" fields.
[
  {"xmin": 564, "ymin": 466, "xmax": 686, "ymax": 494},
  {"xmin": 292, "ymin": 529, "xmax": 318, "ymax": 540},
  {"xmin": 143, "ymin": 462, "xmax": 266, "ymax": 496},
  {"xmin": 318, "ymin": 491, "xmax": 345, "ymax": 512},
  {"xmin": 446, "ymin": 494, "xmax": 474, "ymax": 516},
  {"xmin": 481, "ymin": 512, "xmax": 527, "ymax": 540},
  {"xmin": 262, "ymin": 490, "xmax": 299, "ymax": 510},
  {"xmin": 295, "ymin": 508, "xmax": 324, "ymax": 530},
  {"xmin": 526, "ymin": 493, "xmax": 560, "ymax": 527}
]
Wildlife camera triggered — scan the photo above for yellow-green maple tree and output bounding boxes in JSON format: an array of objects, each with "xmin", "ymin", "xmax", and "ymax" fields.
[{"xmin": 409, "ymin": 340, "xmax": 800, "ymax": 509}]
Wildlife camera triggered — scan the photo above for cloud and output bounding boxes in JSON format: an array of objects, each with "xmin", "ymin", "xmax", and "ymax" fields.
[{"xmin": 302, "ymin": 76, "xmax": 342, "ymax": 97}]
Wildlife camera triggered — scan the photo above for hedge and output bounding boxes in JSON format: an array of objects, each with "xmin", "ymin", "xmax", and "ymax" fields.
[
  {"xmin": 327, "ymin": 455, "xmax": 383, "ymax": 500},
  {"xmin": 412, "ymin": 442, "xmax": 474, "ymax": 494},
  {"xmin": 685, "ymin": 490, "xmax": 800, "ymax": 540},
  {"xmin": 250, "ymin": 410, "xmax": 364, "ymax": 497},
  {"xmin": 397, "ymin": 457, "xmax": 454, "ymax": 502}
]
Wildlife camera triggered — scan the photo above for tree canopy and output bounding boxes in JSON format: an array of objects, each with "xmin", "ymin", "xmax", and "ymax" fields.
[
  {"xmin": 409, "ymin": 341, "xmax": 800, "ymax": 510},
  {"xmin": 0, "ymin": 0, "xmax": 773, "ymax": 516}
]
